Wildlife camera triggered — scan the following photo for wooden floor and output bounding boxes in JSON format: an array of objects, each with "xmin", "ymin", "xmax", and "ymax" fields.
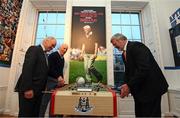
[
  {"xmin": 0, "ymin": 114, "xmax": 178, "ymax": 118},
  {"xmin": 0, "ymin": 114, "xmax": 16, "ymax": 118}
]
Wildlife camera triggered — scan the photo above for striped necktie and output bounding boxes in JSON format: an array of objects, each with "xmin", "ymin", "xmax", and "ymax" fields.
[{"xmin": 44, "ymin": 53, "xmax": 48, "ymax": 66}]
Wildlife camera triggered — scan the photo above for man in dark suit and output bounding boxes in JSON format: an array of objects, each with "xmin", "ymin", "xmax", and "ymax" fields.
[
  {"xmin": 15, "ymin": 36, "xmax": 57, "ymax": 117},
  {"xmin": 111, "ymin": 33, "xmax": 169, "ymax": 117},
  {"xmin": 39, "ymin": 43, "xmax": 68, "ymax": 117}
]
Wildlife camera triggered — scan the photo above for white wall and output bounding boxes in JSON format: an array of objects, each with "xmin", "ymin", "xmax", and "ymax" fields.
[
  {"xmin": 0, "ymin": 67, "xmax": 9, "ymax": 86},
  {"xmin": 154, "ymin": 0, "xmax": 180, "ymax": 89},
  {"xmin": 0, "ymin": 67, "xmax": 9, "ymax": 113}
]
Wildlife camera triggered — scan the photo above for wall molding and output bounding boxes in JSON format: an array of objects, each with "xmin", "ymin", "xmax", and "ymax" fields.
[
  {"xmin": 0, "ymin": 86, "xmax": 8, "ymax": 91},
  {"xmin": 0, "ymin": 86, "xmax": 7, "ymax": 114},
  {"xmin": 0, "ymin": 108, "xmax": 5, "ymax": 114}
]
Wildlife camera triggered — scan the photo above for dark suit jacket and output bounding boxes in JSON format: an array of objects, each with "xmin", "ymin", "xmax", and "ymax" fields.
[
  {"xmin": 124, "ymin": 41, "xmax": 169, "ymax": 102},
  {"xmin": 46, "ymin": 51, "xmax": 64, "ymax": 90},
  {"xmin": 15, "ymin": 45, "xmax": 48, "ymax": 92},
  {"xmin": 48, "ymin": 51, "xmax": 64, "ymax": 79}
]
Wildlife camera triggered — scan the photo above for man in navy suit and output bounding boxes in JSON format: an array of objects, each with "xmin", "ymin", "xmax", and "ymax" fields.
[
  {"xmin": 15, "ymin": 36, "xmax": 57, "ymax": 117},
  {"xmin": 39, "ymin": 43, "xmax": 68, "ymax": 117},
  {"xmin": 111, "ymin": 33, "xmax": 169, "ymax": 117}
]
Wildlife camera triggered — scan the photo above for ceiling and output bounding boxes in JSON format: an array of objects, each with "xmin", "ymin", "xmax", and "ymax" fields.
[
  {"xmin": 30, "ymin": 0, "xmax": 148, "ymax": 11},
  {"xmin": 111, "ymin": 0, "xmax": 148, "ymax": 11},
  {"xmin": 30, "ymin": 0, "xmax": 67, "ymax": 10}
]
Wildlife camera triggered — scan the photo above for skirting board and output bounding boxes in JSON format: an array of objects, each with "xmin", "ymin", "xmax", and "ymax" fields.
[{"xmin": 0, "ymin": 108, "xmax": 5, "ymax": 114}]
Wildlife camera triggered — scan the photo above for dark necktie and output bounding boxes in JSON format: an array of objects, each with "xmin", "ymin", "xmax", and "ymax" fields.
[
  {"xmin": 44, "ymin": 53, "xmax": 48, "ymax": 66},
  {"xmin": 122, "ymin": 50, "xmax": 127, "ymax": 62}
]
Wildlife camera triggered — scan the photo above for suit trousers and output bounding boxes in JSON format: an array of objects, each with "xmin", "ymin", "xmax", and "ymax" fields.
[
  {"xmin": 39, "ymin": 76, "xmax": 58, "ymax": 117},
  {"xmin": 39, "ymin": 92, "xmax": 52, "ymax": 117},
  {"xmin": 18, "ymin": 91, "xmax": 43, "ymax": 117},
  {"xmin": 134, "ymin": 96, "xmax": 162, "ymax": 117}
]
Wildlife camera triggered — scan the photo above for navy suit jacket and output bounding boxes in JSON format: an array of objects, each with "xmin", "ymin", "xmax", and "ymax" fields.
[
  {"xmin": 46, "ymin": 51, "xmax": 64, "ymax": 90},
  {"xmin": 123, "ymin": 41, "xmax": 169, "ymax": 102},
  {"xmin": 48, "ymin": 51, "xmax": 64, "ymax": 79},
  {"xmin": 15, "ymin": 45, "xmax": 48, "ymax": 92}
]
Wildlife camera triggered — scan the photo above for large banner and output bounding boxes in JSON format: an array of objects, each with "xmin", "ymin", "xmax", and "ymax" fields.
[
  {"xmin": 69, "ymin": 7, "xmax": 107, "ymax": 84},
  {"xmin": 0, "ymin": 0, "xmax": 23, "ymax": 67},
  {"xmin": 169, "ymin": 23, "xmax": 180, "ymax": 66}
]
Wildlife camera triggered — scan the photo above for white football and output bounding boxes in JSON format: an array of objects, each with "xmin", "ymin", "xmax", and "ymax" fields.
[{"xmin": 76, "ymin": 76, "xmax": 85, "ymax": 85}]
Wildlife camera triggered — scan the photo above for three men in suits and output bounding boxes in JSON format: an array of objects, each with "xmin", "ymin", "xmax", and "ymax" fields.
[
  {"xmin": 39, "ymin": 43, "xmax": 68, "ymax": 117},
  {"xmin": 111, "ymin": 33, "xmax": 169, "ymax": 117},
  {"xmin": 15, "ymin": 37, "xmax": 57, "ymax": 117}
]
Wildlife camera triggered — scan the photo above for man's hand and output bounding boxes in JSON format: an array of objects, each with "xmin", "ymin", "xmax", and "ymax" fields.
[
  {"xmin": 57, "ymin": 76, "xmax": 65, "ymax": 87},
  {"xmin": 24, "ymin": 90, "xmax": 34, "ymax": 99},
  {"xmin": 120, "ymin": 84, "xmax": 130, "ymax": 98}
]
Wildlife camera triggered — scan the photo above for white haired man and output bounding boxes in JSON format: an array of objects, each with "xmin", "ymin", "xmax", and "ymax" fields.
[{"xmin": 15, "ymin": 37, "xmax": 57, "ymax": 117}]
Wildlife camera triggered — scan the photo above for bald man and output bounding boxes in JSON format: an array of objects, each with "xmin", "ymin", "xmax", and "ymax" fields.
[
  {"xmin": 39, "ymin": 43, "xmax": 68, "ymax": 117},
  {"xmin": 15, "ymin": 36, "xmax": 57, "ymax": 117}
]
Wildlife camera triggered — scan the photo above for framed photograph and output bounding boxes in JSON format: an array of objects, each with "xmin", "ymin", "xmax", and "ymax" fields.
[{"xmin": 69, "ymin": 7, "xmax": 107, "ymax": 84}]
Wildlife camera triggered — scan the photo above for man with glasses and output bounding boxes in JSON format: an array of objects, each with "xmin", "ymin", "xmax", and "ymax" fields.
[{"xmin": 15, "ymin": 36, "xmax": 57, "ymax": 117}]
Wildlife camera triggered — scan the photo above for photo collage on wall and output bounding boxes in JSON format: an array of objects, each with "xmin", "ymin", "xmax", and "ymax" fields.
[
  {"xmin": 0, "ymin": 0, "xmax": 23, "ymax": 67},
  {"xmin": 70, "ymin": 7, "xmax": 107, "ymax": 84}
]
